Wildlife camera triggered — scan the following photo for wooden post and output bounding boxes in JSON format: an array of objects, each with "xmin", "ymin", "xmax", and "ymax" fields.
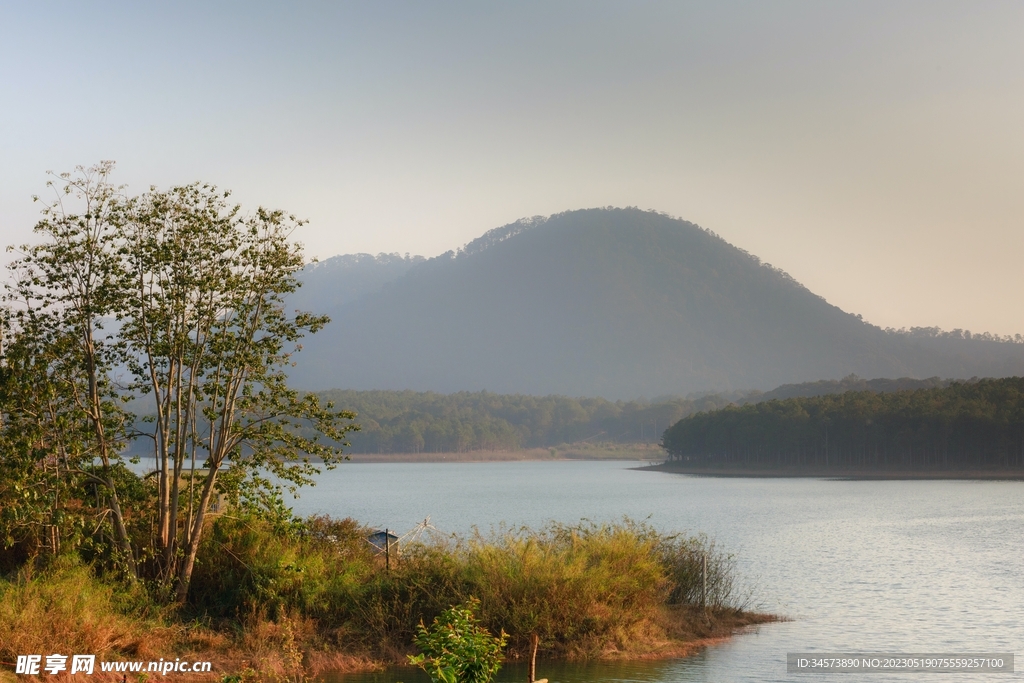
[
  {"xmin": 528, "ymin": 633, "xmax": 539, "ymax": 683},
  {"xmin": 385, "ymin": 528, "xmax": 390, "ymax": 571}
]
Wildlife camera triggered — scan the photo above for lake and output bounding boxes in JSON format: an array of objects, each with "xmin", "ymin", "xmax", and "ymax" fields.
[{"xmin": 285, "ymin": 460, "xmax": 1023, "ymax": 682}]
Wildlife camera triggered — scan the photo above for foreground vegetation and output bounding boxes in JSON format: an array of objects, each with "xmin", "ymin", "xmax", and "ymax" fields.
[
  {"xmin": 0, "ymin": 166, "xmax": 771, "ymax": 681},
  {"xmin": 663, "ymin": 377, "xmax": 1024, "ymax": 472},
  {"xmin": 0, "ymin": 516, "xmax": 768, "ymax": 680}
]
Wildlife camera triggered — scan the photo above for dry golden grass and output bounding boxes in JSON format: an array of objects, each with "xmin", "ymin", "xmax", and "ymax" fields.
[
  {"xmin": 1, "ymin": 519, "xmax": 775, "ymax": 680},
  {"xmin": 0, "ymin": 559, "xmax": 170, "ymax": 662}
]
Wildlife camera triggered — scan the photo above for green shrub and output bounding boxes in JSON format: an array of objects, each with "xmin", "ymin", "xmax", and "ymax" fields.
[
  {"xmin": 350, "ymin": 542, "xmax": 466, "ymax": 654},
  {"xmin": 408, "ymin": 598, "xmax": 507, "ymax": 683},
  {"xmin": 188, "ymin": 514, "xmax": 375, "ymax": 623}
]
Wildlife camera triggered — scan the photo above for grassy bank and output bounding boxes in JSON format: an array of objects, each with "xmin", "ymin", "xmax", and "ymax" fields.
[{"xmin": 1, "ymin": 517, "xmax": 773, "ymax": 681}]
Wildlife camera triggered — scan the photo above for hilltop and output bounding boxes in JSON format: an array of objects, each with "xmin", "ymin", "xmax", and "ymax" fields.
[{"xmin": 289, "ymin": 208, "xmax": 1024, "ymax": 398}]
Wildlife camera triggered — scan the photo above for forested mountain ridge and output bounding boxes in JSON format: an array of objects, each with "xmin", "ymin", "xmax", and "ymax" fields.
[
  {"xmin": 290, "ymin": 208, "xmax": 1024, "ymax": 398},
  {"xmin": 753, "ymin": 374, "xmax": 950, "ymax": 402}
]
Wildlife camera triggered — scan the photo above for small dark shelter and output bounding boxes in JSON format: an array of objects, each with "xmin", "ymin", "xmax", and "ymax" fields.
[{"xmin": 367, "ymin": 530, "xmax": 400, "ymax": 554}]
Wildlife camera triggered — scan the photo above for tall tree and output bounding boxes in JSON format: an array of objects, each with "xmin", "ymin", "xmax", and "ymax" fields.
[
  {"xmin": 3, "ymin": 162, "xmax": 137, "ymax": 574},
  {"xmin": 2, "ymin": 164, "xmax": 356, "ymax": 602},
  {"xmin": 116, "ymin": 182, "xmax": 355, "ymax": 600}
]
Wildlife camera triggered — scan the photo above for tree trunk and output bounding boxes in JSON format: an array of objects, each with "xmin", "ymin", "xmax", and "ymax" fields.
[{"xmin": 174, "ymin": 464, "xmax": 220, "ymax": 603}]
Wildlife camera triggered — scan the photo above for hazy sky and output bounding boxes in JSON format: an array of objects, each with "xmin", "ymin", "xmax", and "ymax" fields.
[{"xmin": 2, "ymin": 2, "xmax": 1022, "ymax": 334}]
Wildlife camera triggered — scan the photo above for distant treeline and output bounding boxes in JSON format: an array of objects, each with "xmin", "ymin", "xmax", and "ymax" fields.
[
  {"xmin": 123, "ymin": 376, "xmax": 954, "ymax": 456},
  {"xmin": 316, "ymin": 390, "xmax": 734, "ymax": 453},
  {"xmin": 743, "ymin": 374, "xmax": 948, "ymax": 403},
  {"xmin": 885, "ymin": 326, "xmax": 1024, "ymax": 344},
  {"xmin": 662, "ymin": 377, "xmax": 1024, "ymax": 471},
  {"xmin": 313, "ymin": 376, "xmax": 951, "ymax": 454}
]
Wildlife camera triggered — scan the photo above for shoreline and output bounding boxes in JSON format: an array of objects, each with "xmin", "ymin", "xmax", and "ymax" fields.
[
  {"xmin": 339, "ymin": 453, "xmax": 1024, "ymax": 480},
  {"xmin": 0, "ymin": 606, "xmax": 780, "ymax": 683},
  {"xmin": 250, "ymin": 609, "xmax": 781, "ymax": 679},
  {"xmin": 344, "ymin": 444, "xmax": 664, "ymax": 463},
  {"xmin": 639, "ymin": 462, "xmax": 1024, "ymax": 480}
]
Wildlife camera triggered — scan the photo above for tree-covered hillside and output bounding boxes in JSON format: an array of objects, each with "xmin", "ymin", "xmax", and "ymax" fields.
[
  {"xmin": 662, "ymin": 377, "xmax": 1024, "ymax": 472},
  {"xmin": 753, "ymin": 374, "xmax": 950, "ymax": 402},
  {"xmin": 290, "ymin": 208, "xmax": 1024, "ymax": 398}
]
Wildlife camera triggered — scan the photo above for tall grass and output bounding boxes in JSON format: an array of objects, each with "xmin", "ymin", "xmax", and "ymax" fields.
[
  {"xmin": 0, "ymin": 515, "xmax": 757, "ymax": 678},
  {"xmin": 658, "ymin": 532, "xmax": 737, "ymax": 608},
  {"xmin": 190, "ymin": 516, "xmax": 748, "ymax": 663},
  {"xmin": 0, "ymin": 557, "xmax": 167, "ymax": 663},
  {"xmin": 465, "ymin": 521, "xmax": 670, "ymax": 658},
  {"xmin": 189, "ymin": 515, "xmax": 375, "ymax": 623}
]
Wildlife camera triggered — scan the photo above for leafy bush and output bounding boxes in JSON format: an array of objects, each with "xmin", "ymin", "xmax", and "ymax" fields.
[
  {"xmin": 188, "ymin": 514, "xmax": 375, "ymax": 623},
  {"xmin": 408, "ymin": 598, "xmax": 507, "ymax": 683}
]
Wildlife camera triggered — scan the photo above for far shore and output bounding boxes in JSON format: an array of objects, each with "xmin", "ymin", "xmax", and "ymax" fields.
[
  {"xmin": 640, "ymin": 461, "xmax": 1024, "ymax": 480},
  {"xmin": 341, "ymin": 450, "xmax": 1024, "ymax": 480},
  {"xmin": 345, "ymin": 443, "xmax": 665, "ymax": 463}
]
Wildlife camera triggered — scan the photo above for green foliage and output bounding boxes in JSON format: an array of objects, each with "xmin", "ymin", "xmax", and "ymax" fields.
[
  {"xmin": 754, "ymin": 374, "xmax": 948, "ymax": 402},
  {"xmin": 313, "ymin": 378, "xmax": 954, "ymax": 455},
  {"xmin": 408, "ymin": 599, "xmax": 507, "ymax": 683},
  {"xmin": 189, "ymin": 514, "xmax": 374, "ymax": 623},
  {"xmin": 0, "ymin": 163, "xmax": 356, "ymax": 601},
  {"xmin": 350, "ymin": 541, "xmax": 465, "ymax": 655},
  {"xmin": 1, "ymin": 162, "xmax": 139, "ymax": 575},
  {"xmin": 663, "ymin": 377, "xmax": 1024, "ymax": 471}
]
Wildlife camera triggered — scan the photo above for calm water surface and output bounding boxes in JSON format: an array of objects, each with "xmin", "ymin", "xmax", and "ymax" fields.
[{"xmin": 288, "ymin": 461, "xmax": 1023, "ymax": 682}]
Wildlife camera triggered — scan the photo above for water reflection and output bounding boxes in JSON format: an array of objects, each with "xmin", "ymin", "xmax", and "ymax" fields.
[{"xmin": 322, "ymin": 655, "xmax": 712, "ymax": 683}]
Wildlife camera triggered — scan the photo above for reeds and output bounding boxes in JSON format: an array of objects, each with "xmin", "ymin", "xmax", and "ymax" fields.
[
  {"xmin": 191, "ymin": 516, "xmax": 747, "ymax": 662},
  {"xmin": 0, "ymin": 515, "xmax": 757, "ymax": 677},
  {"xmin": 464, "ymin": 521, "xmax": 671, "ymax": 658}
]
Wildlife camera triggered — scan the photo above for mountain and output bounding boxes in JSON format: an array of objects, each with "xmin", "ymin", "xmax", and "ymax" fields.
[
  {"xmin": 289, "ymin": 252, "xmax": 425, "ymax": 313},
  {"xmin": 288, "ymin": 208, "xmax": 1024, "ymax": 398}
]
